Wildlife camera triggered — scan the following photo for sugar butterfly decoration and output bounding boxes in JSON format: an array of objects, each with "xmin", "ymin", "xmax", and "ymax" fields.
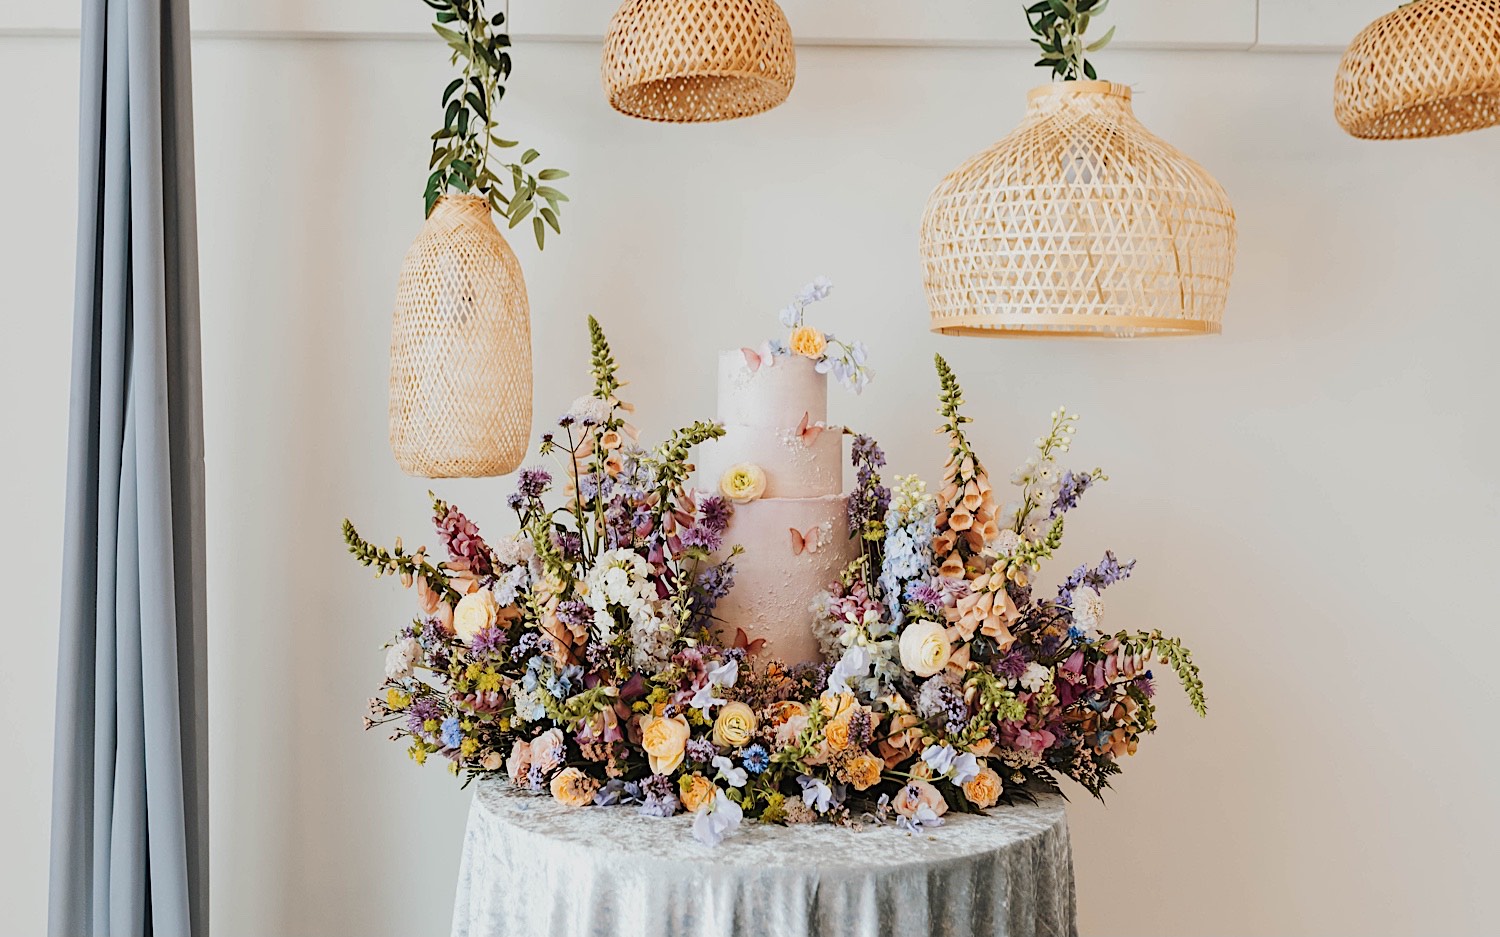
[{"xmin": 789, "ymin": 526, "xmax": 825, "ymax": 556}]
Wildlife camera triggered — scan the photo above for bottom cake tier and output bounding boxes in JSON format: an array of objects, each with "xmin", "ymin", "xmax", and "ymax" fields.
[{"xmin": 708, "ymin": 492, "xmax": 858, "ymax": 665}]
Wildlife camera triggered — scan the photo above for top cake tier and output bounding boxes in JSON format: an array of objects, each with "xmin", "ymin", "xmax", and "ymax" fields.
[{"xmin": 717, "ymin": 350, "xmax": 827, "ymax": 427}]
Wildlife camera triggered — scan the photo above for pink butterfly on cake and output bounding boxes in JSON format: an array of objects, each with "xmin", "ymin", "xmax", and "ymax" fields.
[
  {"xmin": 789, "ymin": 526, "xmax": 825, "ymax": 556},
  {"xmin": 740, "ymin": 341, "xmax": 779, "ymax": 373},
  {"xmin": 794, "ymin": 411, "xmax": 825, "ymax": 446},
  {"xmin": 731, "ymin": 627, "xmax": 768, "ymax": 656}
]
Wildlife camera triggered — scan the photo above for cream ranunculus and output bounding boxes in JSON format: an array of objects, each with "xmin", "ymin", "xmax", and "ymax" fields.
[
  {"xmin": 719, "ymin": 463, "xmax": 768, "ymax": 505},
  {"xmin": 898, "ymin": 621, "xmax": 952, "ymax": 677},
  {"xmin": 640, "ymin": 712, "xmax": 692, "ymax": 775},
  {"xmin": 712, "ymin": 701, "xmax": 758, "ymax": 749},
  {"xmin": 453, "ymin": 589, "xmax": 499, "ymax": 644}
]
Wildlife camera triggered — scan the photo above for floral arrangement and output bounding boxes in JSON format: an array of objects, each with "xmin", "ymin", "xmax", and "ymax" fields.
[
  {"xmin": 347, "ymin": 320, "xmax": 1204, "ymax": 846},
  {"xmin": 740, "ymin": 277, "xmax": 873, "ymax": 393}
]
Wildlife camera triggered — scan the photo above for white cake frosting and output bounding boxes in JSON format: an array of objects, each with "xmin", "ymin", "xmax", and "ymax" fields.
[{"xmin": 697, "ymin": 351, "xmax": 858, "ymax": 664}]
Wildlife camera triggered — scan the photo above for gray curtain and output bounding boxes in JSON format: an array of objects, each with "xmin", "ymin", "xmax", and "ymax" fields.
[{"xmin": 49, "ymin": 0, "xmax": 208, "ymax": 934}]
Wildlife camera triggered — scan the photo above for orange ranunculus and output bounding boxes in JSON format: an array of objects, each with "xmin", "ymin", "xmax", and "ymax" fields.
[{"xmin": 789, "ymin": 326, "xmax": 828, "ymax": 358}]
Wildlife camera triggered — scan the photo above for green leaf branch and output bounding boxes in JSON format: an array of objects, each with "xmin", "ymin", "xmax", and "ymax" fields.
[
  {"xmin": 1027, "ymin": 0, "xmax": 1115, "ymax": 81},
  {"xmin": 1120, "ymin": 629, "xmax": 1208, "ymax": 717},
  {"xmin": 421, "ymin": 0, "xmax": 570, "ymax": 248}
]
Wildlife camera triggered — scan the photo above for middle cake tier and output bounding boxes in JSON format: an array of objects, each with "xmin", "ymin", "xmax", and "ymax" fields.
[{"xmin": 694, "ymin": 422, "xmax": 844, "ymax": 499}]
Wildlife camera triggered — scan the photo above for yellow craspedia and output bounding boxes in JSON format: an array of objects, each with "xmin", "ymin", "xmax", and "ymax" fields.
[
  {"xmin": 409, "ymin": 744, "xmax": 428, "ymax": 766},
  {"xmin": 386, "ymin": 688, "xmax": 411, "ymax": 710},
  {"xmin": 460, "ymin": 738, "xmax": 480, "ymax": 757},
  {"xmin": 423, "ymin": 718, "xmax": 439, "ymax": 734}
]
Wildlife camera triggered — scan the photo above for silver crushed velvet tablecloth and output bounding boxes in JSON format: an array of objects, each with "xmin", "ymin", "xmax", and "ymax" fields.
[{"xmin": 451, "ymin": 779, "xmax": 1077, "ymax": 937}]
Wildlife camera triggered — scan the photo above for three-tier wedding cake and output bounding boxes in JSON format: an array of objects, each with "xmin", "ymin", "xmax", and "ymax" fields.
[{"xmin": 695, "ymin": 350, "xmax": 859, "ymax": 663}]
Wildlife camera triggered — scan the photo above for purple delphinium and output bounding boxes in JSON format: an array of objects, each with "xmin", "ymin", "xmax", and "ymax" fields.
[
  {"xmin": 435, "ymin": 504, "xmax": 493, "ymax": 578},
  {"xmin": 517, "ymin": 467, "xmax": 552, "ymax": 499},
  {"xmin": 847, "ymin": 434, "xmax": 892, "ymax": 539},
  {"xmin": 510, "ymin": 632, "xmax": 553, "ymax": 663},
  {"xmin": 1050, "ymin": 471, "xmax": 1095, "ymax": 518},
  {"xmin": 689, "ymin": 561, "xmax": 737, "ymax": 627},
  {"xmin": 1056, "ymin": 549, "xmax": 1136, "ymax": 606}
]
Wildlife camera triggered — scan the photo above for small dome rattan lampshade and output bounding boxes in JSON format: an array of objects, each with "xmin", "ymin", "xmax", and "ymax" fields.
[
  {"xmin": 1334, "ymin": 0, "xmax": 1500, "ymax": 140},
  {"xmin": 602, "ymin": 0, "xmax": 796, "ymax": 123},
  {"xmin": 390, "ymin": 195, "xmax": 532, "ymax": 478},
  {"xmin": 920, "ymin": 81, "xmax": 1237, "ymax": 338}
]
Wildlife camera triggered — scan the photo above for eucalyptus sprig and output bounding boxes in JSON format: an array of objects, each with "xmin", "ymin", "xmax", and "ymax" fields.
[
  {"xmin": 1027, "ymin": 0, "xmax": 1115, "ymax": 81},
  {"xmin": 421, "ymin": 0, "xmax": 570, "ymax": 248}
]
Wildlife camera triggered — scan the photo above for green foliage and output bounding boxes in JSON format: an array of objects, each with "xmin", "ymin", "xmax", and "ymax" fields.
[
  {"xmin": 934, "ymin": 353, "xmax": 984, "ymax": 476},
  {"xmin": 648, "ymin": 421, "xmax": 727, "ymax": 493},
  {"xmin": 1121, "ymin": 629, "xmax": 1209, "ymax": 717},
  {"xmin": 420, "ymin": 0, "xmax": 570, "ymax": 247},
  {"xmin": 342, "ymin": 517, "xmax": 459, "ymax": 605},
  {"xmin": 587, "ymin": 315, "xmax": 621, "ymax": 402},
  {"xmin": 1026, "ymin": 0, "xmax": 1115, "ymax": 81}
]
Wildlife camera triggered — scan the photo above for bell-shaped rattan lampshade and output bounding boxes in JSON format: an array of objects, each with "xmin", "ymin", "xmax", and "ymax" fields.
[
  {"xmin": 602, "ymin": 0, "xmax": 796, "ymax": 123},
  {"xmin": 1335, "ymin": 0, "xmax": 1500, "ymax": 140},
  {"xmin": 390, "ymin": 194, "xmax": 532, "ymax": 478},
  {"xmin": 920, "ymin": 81, "xmax": 1236, "ymax": 338}
]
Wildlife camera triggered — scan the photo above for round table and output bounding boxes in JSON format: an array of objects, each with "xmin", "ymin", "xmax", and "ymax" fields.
[{"xmin": 450, "ymin": 779, "xmax": 1077, "ymax": 937}]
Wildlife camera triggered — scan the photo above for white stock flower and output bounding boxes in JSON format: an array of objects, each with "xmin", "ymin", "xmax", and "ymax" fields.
[
  {"xmin": 1019, "ymin": 661, "xmax": 1051, "ymax": 693},
  {"xmin": 384, "ymin": 636, "xmax": 421, "ymax": 680}
]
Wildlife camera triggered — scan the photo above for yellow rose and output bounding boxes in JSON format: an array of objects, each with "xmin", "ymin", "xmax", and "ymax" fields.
[
  {"xmin": 719, "ymin": 463, "xmax": 768, "ymax": 504},
  {"xmin": 844, "ymin": 753, "xmax": 884, "ymax": 791},
  {"xmin": 824, "ymin": 712, "xmax": 853, "ymax": 751},
  {"xmin": 962, "ymin": 765, "xmax": 1003, "ymax": 808},
  {"xmin": 789, "ymin": 326, "xmax": 828, "ymax": 358},
  {"xmin": 550, "ymin": 767, "xmax": 600, "ymax": 807},
  {"xmin": 640, "ymin": 712, "xmax": 691, "ymax": 775},
  {"xmin": 679, "ymin": 773, "xmax": 717, "ymax": 813},
  {"xmin": 453, "ymin": 589, "xmax": 499, "ymax": 644},
  {"xmin": 898, "ymin": 620, "xmax": 952, "ymax": 677},
  {"xmin": 713, "ymin": 702, "xmax": 758, "ymax": 749}
]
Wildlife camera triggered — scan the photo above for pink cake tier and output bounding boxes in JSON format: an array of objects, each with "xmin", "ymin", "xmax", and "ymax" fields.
[
  {"xmin": 696, "ymin": 351, "xmax": 857, "ymax": 664},
  {"xmin": 707, "ymin": 495, "xmax": 857, "ymax": 664}
]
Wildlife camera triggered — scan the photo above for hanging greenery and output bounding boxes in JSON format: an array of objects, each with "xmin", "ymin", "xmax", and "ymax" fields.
[
  {"xmin": 420, "ymin": 0, "xmax": 570, "ymax": 249},
  {"xmin": 1027, "ymin": 0, "xmax": 1116, "ymax": 81}
]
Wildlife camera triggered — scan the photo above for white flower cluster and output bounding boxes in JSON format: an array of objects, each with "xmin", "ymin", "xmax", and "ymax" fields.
[
  {"xmin": 1004, "ymin": 408, "xmax": 1078, "ymax": 541},
  {"xmin": 584, "ymin": 548, "xmax": 663, "ymax": 636},
  {"xmin": 1070, "ymin": 585, "xmax": 1105, "ymax": 637},
  {"xmin": 384, "ymin": 636, "xmax": 421, "ymax": 681},
  {"xmin": 566, "ymin": 394, "xmax": 614, "ymax": 426}
]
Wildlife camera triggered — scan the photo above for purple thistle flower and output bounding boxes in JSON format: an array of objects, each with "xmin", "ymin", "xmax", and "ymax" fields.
[
  {"xmin": 556, "ymin": 600, "xmax": 592, "ymax": 630},
  {"xmin": 517, "ymin": 467, "xmax": 552, "ymax": 499},
  {"xmin": 470, "ymin": 626, "xmax": 507, "ymax": 657},
  {"xmin": 699, "ymin": 495, "xmax": 732, "ymax": 535},
  {"xmin": 996, "ymin": 649, "xmax": 1030, "ymax": 682},
  {"xmin": 679, "ymin": 524, "xmax": 723, "ymax": 553}
]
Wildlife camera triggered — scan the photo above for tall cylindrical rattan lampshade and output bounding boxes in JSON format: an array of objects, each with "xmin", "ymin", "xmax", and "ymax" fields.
[
  {"xmin": 1335, "ymin": 0, "xmax": 1500, "ymax": 140},
  {"xmin": 920, "ymin": 82, "xmax": 1236, "ymax": 338},
  {"xmin": 602, "ymin": 0, "xmax": 796, "ymax": 123},
  {"xmin": 390, "ymin": 194, "xmax": 532, "ymax": 478}
]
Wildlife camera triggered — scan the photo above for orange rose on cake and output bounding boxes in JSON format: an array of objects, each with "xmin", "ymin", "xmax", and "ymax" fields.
[{"xmin": 789, "ymin": 326, "xmax": 828, "ymax": 359}]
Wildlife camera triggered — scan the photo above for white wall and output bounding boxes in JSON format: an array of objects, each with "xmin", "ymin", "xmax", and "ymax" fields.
[{"xmin": 3, "ymin": 7, "xmax": 1499, "ymax": 937}]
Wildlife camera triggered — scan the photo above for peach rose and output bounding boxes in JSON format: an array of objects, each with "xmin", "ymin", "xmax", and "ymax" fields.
[
  {"xmin": 899, "ymin": 620, "xmax": 952, "ymax": 677},
  {"xmin": 529, "ymin": 728, "xmax": 566, "ymax": 775},
  {"xmin": 789, "ymin": 326, "xmax": 828, "ymax": 358},
  {"xmin": 679, "ymin": 774, "xmax": 717, "ymax": 813},
  {"xmin": 713, "ymin": 702, "xmax": 758, "ymax": 749},
  {"xmin": 844, "ymin": 753, "xmax": 884, "ymax": 791},
  {"xmin": 824, "ymin": 712, "xmax": 854, "ymax": 752},
  {"xmin": 719, "ymin": 463, "xmax": 768, "ymax": 504},
  {"xmin": 640, "ymin": 712, "xmax": 691, "ymax": 775},
  {"xmin": 550, "ymin": 767, "xmax": 600, "ymax": 807},
  {"xmin": 506, "ymin": 739, "xmax": 532, "ymax": 786},
  {"xmin": 452, "ymin": 588, "xmax": 499, "ymax": 644},
  {"xmin": 480, "ymin": 750, "xmax": 504, "ymax": 772},
  {"xmin": 962, "ymin": 766, "xmax": 1003, "ymax": 808},
  {"xmin": 765, "ymin": 700, "xmax": 808, "ymax": 726},
  {"xmin": 892, "ymin": 780, "xmax": 949, "ymax": 820}
]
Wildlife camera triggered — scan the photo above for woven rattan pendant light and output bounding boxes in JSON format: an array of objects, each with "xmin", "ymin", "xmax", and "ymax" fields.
[
  {"xmin": 602, "ymin": 0, "xmax": 796, "ymax": 122},
  {"xmin": 390, "ymin": 195, "xmax": 532, "ymax": 477},
  {"xmin": 919, "ymin": 2, "xmax": 1235, "ymax": 338},
  {"xmin": 1335, "ymin": 0, "xmax": 1500, "ymax": 140}
]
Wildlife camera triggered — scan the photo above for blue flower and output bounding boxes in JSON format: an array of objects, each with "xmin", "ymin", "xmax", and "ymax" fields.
[
  {"xmin": 741, "ymin": 744, "xmax": 769, "ymax": 774},
  {"xmin": 440, "ymin": 716, "xmax": 463, "ymax": 750}
]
